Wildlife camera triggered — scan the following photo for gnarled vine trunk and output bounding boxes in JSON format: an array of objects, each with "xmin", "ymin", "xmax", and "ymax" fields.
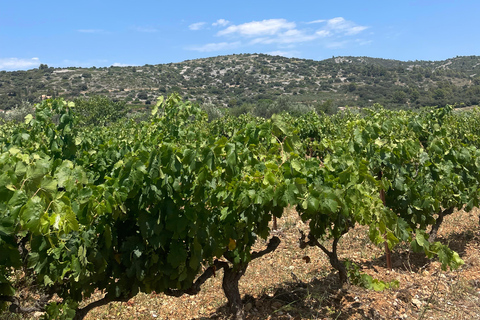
[{"xmin": 222, "ymin": 265, "xmax": 247, "ymax": 320}]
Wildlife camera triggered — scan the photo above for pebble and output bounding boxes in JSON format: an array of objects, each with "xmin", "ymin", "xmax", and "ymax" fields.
[
  {"xmin": 411, "ymin": 298, "xmax": 423, "ymax": 308},
  {"xmin": 271, "ymin": 301, "xmax": 283, "ymax": 309}
]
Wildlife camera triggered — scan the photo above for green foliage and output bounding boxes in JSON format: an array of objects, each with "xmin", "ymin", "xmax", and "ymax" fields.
[
  {"xmin": 1, "ymin": 96, "xmax": 479, "ymax": 318},
  {"xmin": 345, "ymin": 260, "xmax": 399, "ymax": 291},
  {"xmin": 0, "ymin": 101, "xmax": 34, "ymax": 123},
  {"xmin": 73, "ymin": 95, "xmax": 127, "ymax": 126}
]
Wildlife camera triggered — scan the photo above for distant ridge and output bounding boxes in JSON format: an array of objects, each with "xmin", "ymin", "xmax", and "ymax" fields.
[{"xmin": 1, "ymin": 54, "xmax": 479, "ymax": 110}]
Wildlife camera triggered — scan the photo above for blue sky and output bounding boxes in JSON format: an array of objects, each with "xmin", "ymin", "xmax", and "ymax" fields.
[{"xmin": 1, "ymin": 0, "xmax": 479, "ymax": 70}]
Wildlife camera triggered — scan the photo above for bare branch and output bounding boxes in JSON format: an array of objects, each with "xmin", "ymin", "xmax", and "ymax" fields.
[
  {"xmin": 73, "ymin": 296, "xmax": 128, "ymax": 320},
  {"xmin": 251, "ymin": 236, "xmax": 280, "ymax": 260},
  {"xmin": 429, "ymin": 207, "xmax": 455, "ymax": 242}
]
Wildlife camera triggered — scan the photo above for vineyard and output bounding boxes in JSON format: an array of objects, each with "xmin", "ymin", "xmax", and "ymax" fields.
[{"xmin": 1, "ymin": 95, "xmax": 480, "ymax": 319}]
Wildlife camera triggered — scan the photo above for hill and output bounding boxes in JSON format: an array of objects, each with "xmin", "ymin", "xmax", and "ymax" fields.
[{"xmin": 1, "ymin": 54, "xmax": 480, "ymax": 112}]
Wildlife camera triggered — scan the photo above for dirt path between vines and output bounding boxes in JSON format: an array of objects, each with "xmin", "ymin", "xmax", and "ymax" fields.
[{"xmin": 76, "ymin": 207, "xmax": 480, "ymax": 320}]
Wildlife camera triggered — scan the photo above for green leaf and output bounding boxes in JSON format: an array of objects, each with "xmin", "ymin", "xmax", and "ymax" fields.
[
  {"xmin": 26, "ymin": 159, "xmax": 50, "ymax": 180},
  {"xmin": 291, "ymin": 159, "xmax": 302, "ymax": 173},
  {"xmin": 225, "ymin": 143, "xmax": 237, "ymax": 168},
  {"xmin": 15, "ymin": 161, "xmax": 27, "ymax": 178},
  {"xmin": 415, "ymin": 231, "xmax": 429, "ymax": 248},
  {"xmin": 40, "ymin": 176, "xmax": 57, "ymax": 194},
  {"xmin": 20, "ymin": 196, "xmax": 44, "ymax": 232},
  {"xmin": 24, "ymin": 114, "xmax": 34, "ymax": 124},
  {"xmin": 306, "ymin": 196, "xmax": 320, "ymax": 213},
  {"xmin": 263, "ymin": 172, "xmax": 276, "ymax": 186},
  {"xmin": 371, "ymin": 279, "xmax": 386, "ymax": 291},
  {"xmin": 44, "ymin": 275, "xmax": 54, "ymax": 287}
]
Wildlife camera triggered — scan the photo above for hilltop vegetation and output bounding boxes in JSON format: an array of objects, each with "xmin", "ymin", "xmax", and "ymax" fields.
[{"xmin": 1, "ymin": 54, "xmax": 480, "ymax": 113}]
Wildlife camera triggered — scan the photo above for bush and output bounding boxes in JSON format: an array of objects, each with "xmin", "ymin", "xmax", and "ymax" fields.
[
  {"xmin": 201, "ymin": 103, "xmax": 225, "ymax": 122},
  {"xmin": 2, "ymin": 101, "xmax": 35, "ymax": 123},
  {"xmin": 74, "ymin": 95, "xmax": 127, "ymax": 126}
]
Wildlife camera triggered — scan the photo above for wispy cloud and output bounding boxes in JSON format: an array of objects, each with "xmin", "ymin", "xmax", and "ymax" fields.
[
  {"xmin": 112, "ymin": 62, "xmax": 138, "ymax": 67},
  {"xmin": 0, "ymin": 57, "xmax": 40, "ymax": 70},
  {"xmin": 216, "ymin": 17, "xmax": 368, "ymax": 43},
  {"xmin": 188, "ymin": 17, "xmax": 370, "ymax": 54},
  {"xmin": 316, "ymin": 30, "xmax": 331, "ymax": 37},
  {"xmin": 188, "ymin": 41, "xmax": 241, "ymax": 52},
  {"xmin": 249, "ymin": 29, "xmax": 317, "ymax": 45},
  {"xmin": 217, "ymin": 19, "xmax": 296, "ymax": 37},
  {"xmin": 266, "ymin": 50, "xmax": 300, "ymax": 58},
  {"xmin": 77, "ymin": 29, "xmax": 109, "ymax": 34},
  {"xmin": 212, "ymin": 19, "xmax": 230, "ymax": 27},
  {"xmin": 307, "ymin": 19, "xmax": 326, "ymax": 24},
  {"xmin": 322, "ymin": 17, "xmax": 369, "ymax": 36},
  {"xmin": 132, "ymin": 26, "xmax": 159, "ymax": 33},
  {"xmin": 189, "ymin": 22, "xmax": 206, "ymax": 31}
]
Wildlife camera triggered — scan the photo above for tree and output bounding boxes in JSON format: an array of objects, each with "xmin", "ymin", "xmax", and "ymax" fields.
[
  {"xmin": 316, "ymin": 99, "xmax": 337, "ymax": 115},
  {"xmin": 137, "ymin": 92, "xmax": 148, "ymax": 100},
  {"xmin": 392, "ymin": 90, "xmax": 407, "ymax": 104}
]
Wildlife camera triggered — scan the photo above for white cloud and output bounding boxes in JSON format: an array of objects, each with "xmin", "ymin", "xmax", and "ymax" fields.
[
  {"xmin": 307, "ymin": 19, "xmax": 326, "ymax": 24},
  {"xmin": 316, "ymin": 30, "xmax": 331, "ymax": 37},
  {"xmin": 216, "ymin": 17, "xmax": 367, "ymax": 44},
  {"xmin": 217, "ymin": 19, "xmax": 296, "ymax": 37},
  {"xmin": 345, "ymin": 26, "xmax": 369, "ymax": 35},
  {"xmin": 212, "ymin": 19, "xmax": 230, "ymax": 27},
  {"xmin": 266, "ymin": 50, "xmax": 300, "ymax": 58},
  {"xmin": 186, "ymin": 17, "xmax": 370, "ymax": 54},
  {"xmin": 189, "ymin": 22, "xmax": 206, "ymax": 31},
  {"xmin": 250, "ymin": 29, "xmax": 317, "ymax": 45},
  {"xmin": 0, "ymin": 57, "xmax": 40, "ymax": 70},
  {"xmin": 322, "ymin": 17, "xmax": 369, "ymax": 36},
  {"xmin": 77, "ymin": 29, "xmax": 109, "ymax": 34},
  {"xmin": 275, "ymin": 29, "xmax": 318, "ymax": 43},
  {"xmin": 132, "ymin": 26, "xmax": 159, "ymax": 33},
  {"xmin": 112, "ymin": 62, "xmax": 136, "ymax": 67},
  {"xmin": 188, "ymin": 41, "xmax": 241, "ymax": 52}
]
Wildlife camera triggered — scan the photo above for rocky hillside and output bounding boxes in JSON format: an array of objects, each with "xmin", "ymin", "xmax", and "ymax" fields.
[{"xmin": 1, "ymin": 54, "xmax": 480, "ymax": 111}]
